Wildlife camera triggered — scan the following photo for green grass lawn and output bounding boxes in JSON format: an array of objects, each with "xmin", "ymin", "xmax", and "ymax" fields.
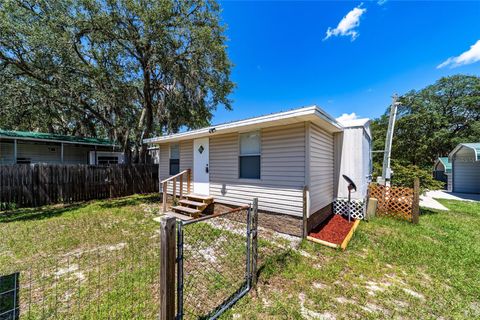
[
  {"xmin": 1, "ymin": 196, "xmax": 479, "ymax": 319},
  {"xmin": 226, "ymin": 199, "xmax": 480, "ymax": 319},
  {"xmin": 0, "ymin": 194, "xmax": 162, "ymax": 319}
]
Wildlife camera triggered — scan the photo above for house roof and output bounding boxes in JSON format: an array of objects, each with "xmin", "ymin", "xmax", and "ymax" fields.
[
  {"xmin": 436, "ymin": 157, "xmax": 452, "ymax": 173},
  {"xmin": 0, "ymin": 129, "xmax": 118, "ymax": 147},
  {"xmin": 449, "ymin": 143, "xmax": 480, "ymax": 161},
  {"xmin": 144, "ymin": 105, "xmax": 350, "ymax": 144}
]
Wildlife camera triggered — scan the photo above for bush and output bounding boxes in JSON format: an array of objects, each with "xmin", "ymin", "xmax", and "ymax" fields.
[{"xmin": 390, "ymin": 161, "xmax": 444, "ymax": 191}]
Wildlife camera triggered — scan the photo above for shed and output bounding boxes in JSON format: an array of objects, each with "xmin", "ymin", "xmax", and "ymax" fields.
[
  {"xmin": 433, "ymin": 157, "xmax": 451, "ymax": 189},
  {"xmin": 449, "ymin": 143, "xmax": 480, "ymax": 194}
]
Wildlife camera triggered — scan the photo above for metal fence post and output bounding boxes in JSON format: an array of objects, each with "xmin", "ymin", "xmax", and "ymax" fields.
[
  {"xmin": 251, "ymin": 198, "xmax": 258, "ymax": 289},
  {"xmin": 160, "ymin": 216, "xmax": 176, "ymax": 320}
]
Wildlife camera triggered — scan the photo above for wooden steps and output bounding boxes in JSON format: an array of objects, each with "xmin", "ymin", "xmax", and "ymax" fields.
[
  {"xmin": 172, "ymin": 205, "xmax": 201, "ymax": 215},
  {"xmin": 179, "ymin": 199, "xmax": 206, "ymax": 208},
  {"xmin": 171, "ymin": 193, "xmax": 214, "ymax": 218},
  {"xmin": 186, "ymin": 193, "xmax": 214, "ymax": 202}
]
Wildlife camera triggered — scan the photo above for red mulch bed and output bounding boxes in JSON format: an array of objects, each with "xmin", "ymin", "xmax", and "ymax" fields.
[{"xmin": 309, "ymin": 214, "xmax": 355, "ymax": 245}]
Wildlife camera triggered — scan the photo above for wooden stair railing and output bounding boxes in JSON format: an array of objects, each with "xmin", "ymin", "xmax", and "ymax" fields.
[{"xmin": 161, "ymin": 169, "xmax": 191, "ymax": 213}]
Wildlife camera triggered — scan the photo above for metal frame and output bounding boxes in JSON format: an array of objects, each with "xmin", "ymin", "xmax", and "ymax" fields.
[
  {"xmin": 0, "ymin": 272, "xmax": 20, "ymax": 319},
  {"xmin": 176, "ymin": 202, "xmax": 258, "ymax": 320}
]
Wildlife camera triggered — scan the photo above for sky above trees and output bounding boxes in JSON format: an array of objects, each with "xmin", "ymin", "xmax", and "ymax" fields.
[{"xmin": 212, "ymin": 0, "xmax": 480, "ymax": 124}]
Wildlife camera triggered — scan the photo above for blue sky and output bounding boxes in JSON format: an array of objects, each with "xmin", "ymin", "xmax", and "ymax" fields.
[{"xmin": 211, "ymin": 0, "xmax": 480, "ymax": 124}]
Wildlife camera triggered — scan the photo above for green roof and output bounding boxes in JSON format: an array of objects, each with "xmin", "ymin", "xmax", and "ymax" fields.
[
  {"xmin": 437, "ymin": 157, "xmax": 452, "ymax": 173},
  {"xmin": 0, "ymin": 129, "xmax": 117, "ymax": 146}
]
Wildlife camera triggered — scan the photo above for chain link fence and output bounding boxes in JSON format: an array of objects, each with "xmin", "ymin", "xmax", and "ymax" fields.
[
  {"xmin": 0, "ymin": 237, "xmax": 161, "ymax": 319},
  {"xmin": 176, "ymin": 201, "xmax": 258, "ymax": 320},
  {"xmin": 2, "ymin": 200, "xmax": 260, "ymax": 319}
]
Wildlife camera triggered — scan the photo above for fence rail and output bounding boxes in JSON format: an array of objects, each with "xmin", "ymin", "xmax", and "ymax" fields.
[{"xmin": 0, "ymin": 164, "xmax": 158, "ymax": 210}]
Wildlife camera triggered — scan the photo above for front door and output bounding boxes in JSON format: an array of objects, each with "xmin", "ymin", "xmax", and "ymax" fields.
[{"xmin": 193, "ymin": 137, "xmax": 209, "ymax": 195}]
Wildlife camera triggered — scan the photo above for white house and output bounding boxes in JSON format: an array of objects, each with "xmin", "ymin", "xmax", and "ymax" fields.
[{"xmin": 145, "ymin": 105, "xmax": 372, "ymax": 236}]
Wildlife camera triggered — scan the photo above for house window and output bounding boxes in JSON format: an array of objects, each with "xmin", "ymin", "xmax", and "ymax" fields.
[
  {"xmin": 169, "ymin": 143, "xmax": 180, "ymax": 175},
  {"xmin": 98, "ymin": 156, "xmax": 119, "ymax": 165},
  {"xmin": 16, "ymin": 157, "xmax": 31, "ymax": 164},
  {"xmin": 239, "ymin": 131, "xmax": 261, "ymax": 179}
]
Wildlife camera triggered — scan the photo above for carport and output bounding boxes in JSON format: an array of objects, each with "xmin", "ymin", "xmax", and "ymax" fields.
[{"xmin": 449, "ymin": 143, "xmax": 480, "ymax": 194}]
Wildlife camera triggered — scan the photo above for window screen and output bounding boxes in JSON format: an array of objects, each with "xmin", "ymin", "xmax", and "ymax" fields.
[
  {"xmin": 169, "ymin": 143, "xmax": 180, "ymax": 175},
  {"xmin": 239, "ymin": 131, "xmax": 260, "ymax": 179}
]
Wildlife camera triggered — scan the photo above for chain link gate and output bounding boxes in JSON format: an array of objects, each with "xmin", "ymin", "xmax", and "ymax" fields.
[{"xmin": 176, "ymin": 200, "xmax": 258, "ymax": 320}]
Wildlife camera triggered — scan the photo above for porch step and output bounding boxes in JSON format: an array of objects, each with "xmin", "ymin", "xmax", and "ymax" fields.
[
  {"xmin": 179, "ymin": 199, "xmax": 207, "ymax": 208},
  {"xmin": 186, "ymin": 193, "xmax": 214, "ymax": 203},
  {"xmin": 172, "ymin": 205, "xmax": 202, "ymax": 216},
  {"xmin": 163, "ymin": 211, "xmax": 193, "ymax": 221}
]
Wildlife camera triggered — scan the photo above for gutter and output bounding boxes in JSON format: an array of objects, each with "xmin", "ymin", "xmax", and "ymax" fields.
[{"xmin": 144, "ymin": 105, "xmax": 343, "ymax": 144}]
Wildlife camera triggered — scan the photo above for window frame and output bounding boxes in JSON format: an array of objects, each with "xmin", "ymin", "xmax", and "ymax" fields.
[
  {"xmin": 238, "ymin": 131, "xmax": 261, "ymax": 180},
  {"xmin": 169, "ymin": 143, "xmax": 180, "ymax": 176}
]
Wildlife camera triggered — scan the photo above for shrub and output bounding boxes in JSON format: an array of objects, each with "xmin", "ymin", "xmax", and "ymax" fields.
[{"xmin": 391, "ymin": 161, "xmax": 444, "ymax": 191}]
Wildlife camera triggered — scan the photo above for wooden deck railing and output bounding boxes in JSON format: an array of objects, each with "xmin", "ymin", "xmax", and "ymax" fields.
[{"xmin": 161, "ymin": 169, "xmax": 191, "ymax": 213}]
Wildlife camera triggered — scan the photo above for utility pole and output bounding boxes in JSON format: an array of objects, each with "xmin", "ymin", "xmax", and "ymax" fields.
[{"xmin": 381, "ymin": 94, "xmax": 399, "ymax": 186}]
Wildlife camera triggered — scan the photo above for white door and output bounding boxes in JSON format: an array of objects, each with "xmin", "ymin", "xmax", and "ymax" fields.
[{"xmin": 193, "ymin": 137, "xmax": 209, "ymax": 195}]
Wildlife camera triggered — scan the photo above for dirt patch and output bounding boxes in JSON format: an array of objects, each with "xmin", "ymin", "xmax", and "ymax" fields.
[
  {"xmin": 213, "ymin": 202, "xmax": 303, "ymax": 237},
  {"xmin": 308, "ymin": 214, "xmax": 355, "ymax": 245}
]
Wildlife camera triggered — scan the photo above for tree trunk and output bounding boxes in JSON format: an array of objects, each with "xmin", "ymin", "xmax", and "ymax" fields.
[{"xmin": 138, "ymin": 63, "xmax": 154, "ymax": 164}]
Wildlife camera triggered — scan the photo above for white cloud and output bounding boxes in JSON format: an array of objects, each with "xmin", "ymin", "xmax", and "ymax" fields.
[
  {"xmin": 437, "ymin": 40, "xmax": 480, "ymax": 69},
  {"xmin": 336, "ymin": 112, "xmax": 358, "ymax": 122},
  {"xmin": 324, "ymin": 4, "xmax": 367, "ymax": 41},
  {"xmin": 377, "ymin": 0, "xmax": 388, "ymax": 5}
]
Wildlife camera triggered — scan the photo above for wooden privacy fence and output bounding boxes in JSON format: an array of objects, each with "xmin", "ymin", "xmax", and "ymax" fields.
[
  {"xmin": 369, "ymin": 178, "xmax": 420, "ymax": 223},
  {"xmin": 0, "ymin": 164, "xmax": 158, "ymax": 210}
]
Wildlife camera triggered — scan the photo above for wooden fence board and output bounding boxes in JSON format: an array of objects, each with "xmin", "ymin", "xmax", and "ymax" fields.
[{"xmin": 0, "ymin": 164, "xmax": 158, "ymax": 210}]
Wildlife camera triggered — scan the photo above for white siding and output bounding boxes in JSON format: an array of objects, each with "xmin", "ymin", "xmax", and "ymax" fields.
[
  {"xmin": 159, "ymin": 144, "xmax": 169, "ymax": 181},
  {"xmin": 209, "ymin": 123, "xmax": 306, "ymax": 216},
  {"xmin": 308, "ymin": 123, "xmax": 334, "ymax": 216},
  {"xmin": 159, "ymin": 141, "xmax": 193, "ymax": 194},
  {"xmin": 447, "ymin": 174, "xmax": 453, "ymax": 192},
  {"xmin": 63, "ymin": 145, "xmax": 91, "ymax": 164},
  {"xmin": 334, "ymin": 127, "xmax": 371, "ymax": 200},
  {"xmin": 453, "ymin": 147, "xmax": 480, "ymax": 194},
  {"xmin": 180, "ymin": 140, "xmax": 193, "ymax": 174},
  {"xmin": 0, "ymin": 140, "xmax": 103, "ymax": 165},
  {"xmin": 17, "ymin": 141, "xmax": 61, "ymax": 163}
]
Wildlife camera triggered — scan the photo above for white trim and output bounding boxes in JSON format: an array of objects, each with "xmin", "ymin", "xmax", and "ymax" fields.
[
  {"xmin": 144, "ymin": 105, "xmax": 343, "ymax": 144},
  {"xmin": 449, "ymin": 143, "xmax": 479, "ymax": 162},
  {"xmin": 304, "ymin": 121, "xmax": 311, "ymax": 190}
]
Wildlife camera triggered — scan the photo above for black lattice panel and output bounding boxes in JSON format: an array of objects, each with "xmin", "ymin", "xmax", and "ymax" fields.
[{"xmin": 333, "ymin": 198, "xmax": 366, "ymax": 220}]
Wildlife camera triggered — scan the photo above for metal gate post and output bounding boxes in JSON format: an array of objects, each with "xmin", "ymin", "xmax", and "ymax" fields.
[
  {"xmin": 245, "ymin": 205, "xmax": 252, "ymax": 288},
  {"xmin": 251, "ymin": 198, "xmax": 258, "ymax": 288}
]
